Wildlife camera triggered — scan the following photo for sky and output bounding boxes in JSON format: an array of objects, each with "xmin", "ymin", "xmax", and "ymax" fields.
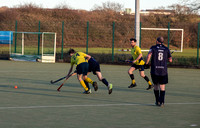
[{"xmin": 1, "ymin": 0, "xmax": 182, "ymax": 11}]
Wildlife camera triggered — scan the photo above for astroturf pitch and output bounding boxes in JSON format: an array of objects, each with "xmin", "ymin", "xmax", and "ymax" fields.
[{"xmin": 0, "ymin": 60, "xmax": 199, "ymax": 128}]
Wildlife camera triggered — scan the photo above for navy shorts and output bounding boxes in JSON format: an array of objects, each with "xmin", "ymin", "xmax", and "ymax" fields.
[
  {"xmin": 131, "ymin": 64, "xmax": 144, "ymax": 71},
  {"xmin": 88, "ymin": 59, "xmax": 101, "ymax": 75},
  {"xmin": 76, "ymin": 62, "xmax": 89, "ymax": 75},
  {"xmin": 151, "ymin": 74, "xmax": 168, "ymax": 84}
]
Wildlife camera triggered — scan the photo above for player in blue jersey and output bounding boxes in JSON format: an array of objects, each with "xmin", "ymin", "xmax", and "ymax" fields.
[
  {"xmin": 67, "ymin": 49, "xmax": 98, "ymax": 94},
  {"xmin": 85, "ymin": 57, "xmax": 113, "ymax": 94},
  {"xmin": 146, "ymin": 37, "xmax": 172, "ymax": 107},
  {"xmin": 73, "ymin": 57, "xmax": 113, "ymax": 94},
  {"xmin": 127, "ymin": 38, "xmax": 153, "ymax": 90}
]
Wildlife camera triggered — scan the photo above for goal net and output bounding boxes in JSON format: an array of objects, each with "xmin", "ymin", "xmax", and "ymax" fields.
[
  {"xmin": 10, "ymin": 32, "xmax": 56, "ymax": 63},
  {"xmin": 140, "ymin": 28, "xmax": 184, "ymax": 52}
]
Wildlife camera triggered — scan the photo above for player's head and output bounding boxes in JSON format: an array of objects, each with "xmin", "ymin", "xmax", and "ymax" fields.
[
  {"xmin": 130, "ymin": 38, "xmax": 137, "ymax": 42},
  {"xmin": 130, "ymin": 38, "xmax": 137, "ymax": 47},
  {"xmin": 68, "ymin": 49, "xmax": 76, "ymax": 56},
  {"xmin": 156, "ymin": 37, "xmax": 164, "ymax": 44}
]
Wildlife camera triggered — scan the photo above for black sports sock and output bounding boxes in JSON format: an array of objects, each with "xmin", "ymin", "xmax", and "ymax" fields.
[
  {"xmin": 102, "ymin": 78, "xmax": 109, "ymax": 86},
  {"xmin": 129, "ymin": 74, "xmax": 134, "ymax": 80},
  {"xmin": 160, "ymin": 90, "xmax": 165, "ymax": 104},
  {"xmin": 154, "ymin": 90, "xmax": 160, "ymax": 104},
  {"xmin": 143, "ymin": 76, "xmax": 150, "ymax": 82},
  {"xmin": 84, "ymin": 80, "xmax": 90, "ymax": 89}
]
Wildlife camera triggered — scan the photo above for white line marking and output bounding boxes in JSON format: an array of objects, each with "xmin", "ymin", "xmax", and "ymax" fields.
[
  {"xmin": 0, "ymin": 102, "xmax": 200, "ymax": 110},
  {"xmin": 190, "ymin": 124, "xmax": 198, "ymax": 127}
]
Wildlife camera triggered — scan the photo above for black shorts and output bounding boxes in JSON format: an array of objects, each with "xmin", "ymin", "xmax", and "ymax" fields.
[
  {"xmin": 131, "ymin": 64, "xmax": 144, "ymax": 71},
  {"xmin": 151, "ymin": 74, "xmax": 168, "ymax": 84},
  {"xmin": 88, "ymin": 62, "xmax": 101, "ymax": 75},
  {"xmin": 76, "ymin": 62, "xmax": 89, "ymax": 75}
]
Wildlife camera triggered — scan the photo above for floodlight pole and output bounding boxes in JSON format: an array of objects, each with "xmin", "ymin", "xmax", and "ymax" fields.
[{"xmin": 135, "ymin": 0, "xmax": 140, "ymax": 46}]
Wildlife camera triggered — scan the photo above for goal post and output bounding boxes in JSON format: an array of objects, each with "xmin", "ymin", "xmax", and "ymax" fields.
[
  {"xmin": 140, "ymin": 28, "xmax": 184, "ymax": 52},
  {"xmin": 10, "ymin": 31, "xmax": 56, "ymax": 63},
  {"xmin": 41, "ymin": 32, "xmax": 57, "ymax": 63}
]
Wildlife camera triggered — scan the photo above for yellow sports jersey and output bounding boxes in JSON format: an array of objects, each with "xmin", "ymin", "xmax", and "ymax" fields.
[
  {"xmin": 71, "ymin": 52, "xmax": 88, "ymax": 66},
  {"xmin": 131, "ymin": 46, "xmax": 145, "ymax": 65}
]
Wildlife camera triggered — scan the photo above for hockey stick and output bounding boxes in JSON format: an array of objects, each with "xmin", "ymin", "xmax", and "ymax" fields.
[
  {"xmin": 50, "ymin": 76, "xmax": 67, "ymax": 84},
  {"xmin": 119, "ymin": 60, "xmax": 132, "ymax": 63},
  {"xmin": 57, "ymin": 72, "xmax": 76, "ymax": 92},
  {"xmin": 170, "ymin": 49, "xmax": 177, "ymax": 54}
]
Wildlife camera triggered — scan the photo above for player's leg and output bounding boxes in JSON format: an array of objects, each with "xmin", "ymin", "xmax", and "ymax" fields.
[
  {"xmin": 158, "ymin": 75, "xmax": 168, "ymax": 107},
  {"xmin": 84, "ymin": 80, "xmax": 90, "ymax": 89},
  {"xmin": 159, "ymin": 84, "xmax": 165, "ymax": 107},
  {"xmin": 151, "ymin": 74, "xmax": 160, "ymax": 106},
  {"xmin": 96, "ymin": 71, "xmax": 113, "ymax": 94},
  {"xmin": 77, "ymin": 74, "xmax": 89, "ymax": 92},
  {"xmin": 139, "ymin": 70, "xmax": 153, "ymax": 90},
  {"xmin": 83, "ymin": 75, "xmax": 98, "ymax": 91},
  {"xmin": 82, "ymin": 62, "xmax": 96, "ymax": 89},
  {"xmin": 154, "ymin": 84, "xmax": 160, "ymax": 106},
  {"xmin": 77, "ymin": 62, "xmax": 90, "ymax": 94},
  {"xmin": 128, "ymin": 66, "xmax": 137, "ymax": 88},
  {"xmin": 96, "ymin": 71, "xmax": 109, "ymax": 86},
  {"xmin": 84, "ymin": 70, "xmax": 98, "ymax": 91},
  {"xmin": 84, "ymin": 72, "xmax": 91, "ymax": 90}
]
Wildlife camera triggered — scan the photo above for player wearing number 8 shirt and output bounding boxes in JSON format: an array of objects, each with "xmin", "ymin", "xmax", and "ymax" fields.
[{"xmin": 146, "ymin": 37, "xmax": 172, "ymax": 107}]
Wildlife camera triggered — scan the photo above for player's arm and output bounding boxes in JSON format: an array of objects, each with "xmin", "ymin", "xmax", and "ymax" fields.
[
  {"xmin": 168, "ymin": 49, "xmax": 172, "ymax": 63},
  {"xmin": 67, "ymin": 59, "xmax": 74, "ymax": 76},
  {"xmin": 146, "ymin": 49, "xmax": 152, "ymax": 64},
  {"xmin": 67, "ymin": 65, "xmax": 73, "ymax": 76},
  {"xmin": 146, "ymin": 53, "xmax": 152, "ymax": 64},
  {"xmin": 85, "ymin": 54, "xmax": 91, "ymax": 61},
  {"xmin": 168, "ymin": 57, "xmax": 172, "ymax": 63},
  {"xmin": 133, "ymin": 53, "xmax": 142, "ymax": 63}
]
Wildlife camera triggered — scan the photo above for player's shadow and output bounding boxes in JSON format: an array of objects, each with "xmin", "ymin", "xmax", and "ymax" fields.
[{"xmin": 0, "ymin": 84, "xmax": 156, "ymax": 106}]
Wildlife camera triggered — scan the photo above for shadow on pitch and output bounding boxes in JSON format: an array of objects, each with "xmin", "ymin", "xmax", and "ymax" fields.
[{"xmin": 0, "ymin": 84, "xmax": 155, "ymax": 105}]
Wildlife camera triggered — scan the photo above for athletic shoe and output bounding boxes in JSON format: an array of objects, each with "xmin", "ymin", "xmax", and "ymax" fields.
[
  {"xmin": 146, "ymin": 85, "xmax": 154, "ymax": 90},
  {"xmin": 83, "ymin": 89, "xmax": 91, "ymax": 94},
  {"xmin": 160, "ymin": 103, "xmax": 164, "ymax": 107},
  {"xmin": 128, "ymin": 83, "xmax": 137, "ymax": 88},
  {"xmin": 155, "ymin": 102, "xmax": 164, "ymax": 107},
  {"xmin": 93, "ymin": 81, "xmax": 98, "ymax": 91},
  {"xmin": 108, "ymin": 84, "xmax": 113, "ymax": 94},
  {"xmin": 155, "ymin": 102, "xmax": 160, "ymax": 106}
]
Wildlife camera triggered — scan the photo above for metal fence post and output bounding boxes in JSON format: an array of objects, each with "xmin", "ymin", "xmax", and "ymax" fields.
[
  {"xmin": 168, "ymin": 22, "xmax": 170, "ymax": 48},
  {"xmin": 14, "ymin": 20, "xmax": 17, "ymax": 53},
  {"xmin": 112, "ymin": 22, "xmax": 115, "ymax": 62},
  {"xmin": 139, "ymin": 22, "xmax": 142, "ymax": 48},
  {"xmin": 38, "ymin": 21, "xmax": 40, "ymax": 55},
  {"xmin": 61, "ymin": 21, "xmax": 64, "ymax": 59},
  {"xmin": 197, "ymin": 22, "xmax": 200, "ymax": 65},
  {"xmin": 86, "ymin": 21, "xmax": 89, "ymax": 54}
]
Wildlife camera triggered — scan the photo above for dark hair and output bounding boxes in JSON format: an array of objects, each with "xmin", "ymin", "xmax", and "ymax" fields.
[
  {"xmin": 130, "ymin": 38, "xmax": 137, "ymax": 42},
  {"xmin": 68, "ymin": 49, "xmax": 76, "ymax": 55},
  {"xmin": 157, "ymin": 37, "xmax": 164, "ymax": 43}
]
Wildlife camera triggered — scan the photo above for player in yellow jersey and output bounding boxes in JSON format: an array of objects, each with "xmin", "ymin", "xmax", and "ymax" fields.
[
  {"xmin": 67, "ymin": 49, "xmax": 98, "ymax": 94},
  {"xmin": 126, "ymin": 38, "xmax": 153, "ymax": 90}
]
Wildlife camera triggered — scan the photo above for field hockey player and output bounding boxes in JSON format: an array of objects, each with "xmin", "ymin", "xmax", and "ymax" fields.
[{"xmin": 67, "ymin": 49, "xmax": 98, "ymax": 94}]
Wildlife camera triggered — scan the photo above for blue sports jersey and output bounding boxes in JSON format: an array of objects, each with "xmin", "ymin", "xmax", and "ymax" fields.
[
  {"xmin": 149, "ymin": 44, "xmax": 171, "ymax": 76},
  {"xmin": 88, "ymin": 57, "xmax": 100, "ymax": 73}
]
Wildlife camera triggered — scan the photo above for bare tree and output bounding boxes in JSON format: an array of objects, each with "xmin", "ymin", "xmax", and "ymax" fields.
[
  {"xmin": 168, "ymin": 4, "xmax": 194, "ymax": 15},
  {"xmin": 92, "ymin": 1, "xmax": 124, "ymax": 12},
  {"xmin": 182, "ymin": 0, "xmax": 200, "ymax": 12},
  {"xmin": 54, "ymin": 2, "xmax": 72, "ymax": 9}
]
